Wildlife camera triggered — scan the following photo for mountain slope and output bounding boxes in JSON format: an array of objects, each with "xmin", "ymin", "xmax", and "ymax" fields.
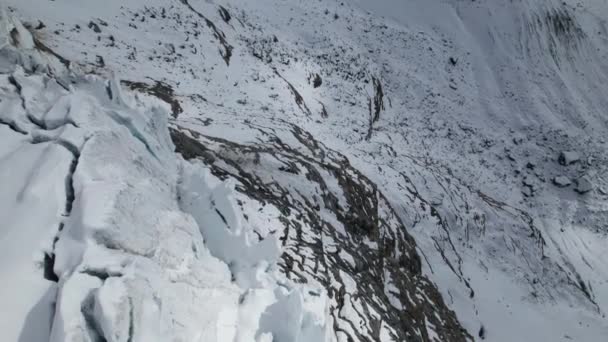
[
  {"xmin": 2, "ymin": 0, "xmax": 608, "ymax": 341},
  {"xmin": 0, "ymin": 6, "xmax": 467, "ymax": 342}
]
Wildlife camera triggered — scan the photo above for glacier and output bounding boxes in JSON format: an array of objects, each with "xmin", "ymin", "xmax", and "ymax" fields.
[{"xmin": 1, "ymin": 0, "xmax": 608, "ymax": 341}]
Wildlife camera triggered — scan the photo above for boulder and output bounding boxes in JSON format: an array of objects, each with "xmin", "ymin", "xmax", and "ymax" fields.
[
  {"xmin": 575, "ymin": 177, "xmax": 593, "ymax": 194},
  {"xmin": 558, "ymin": 151, "xmax": 580, "ymax": 166},
  {"xmin": 553, "ymin": 176, "xmax": 572, "ymax": 187}
]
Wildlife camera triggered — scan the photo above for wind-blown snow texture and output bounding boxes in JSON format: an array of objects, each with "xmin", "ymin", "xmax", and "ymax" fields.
[{"xmin": 1, "ymin": 0, "xmax": 608, "ymax": 341}]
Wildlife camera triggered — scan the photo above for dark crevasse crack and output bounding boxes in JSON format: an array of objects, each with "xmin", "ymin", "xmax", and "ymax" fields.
[
  {"xmin": 218, "ymin": 6, "xmax": 231, "ymax": 24},
  {"xmin": 27, "ymin": 113, "xmax": 48, "ymax": 130},
  {"xmin": 127, "ymin": 297, "xmax": 134, "ymax": 342},
  {"xmin": 552, "ymin": 245, "xmax": 601, "ymax": 311},
  {"xmin": 318, "ymin": 101, "xmax": 329, "ymax": 118},
  {"xmin": 7, "ymin": 75, "xmax": 22, "ymax": 93},
  {"xmin": 366, "ymin": 76, "xmax": 385, "ymax": 140},
  {"xmin": 371, "ymin": 76, "xmax": 384, "ymax": 123},
  {"xmin": 105, "ymin": 80, "xmax": 113, "ymax": 101},
  {"xmin": 9, "ymin": 78, "xmax": 78, "ymax": 132},
  {"xmin": 81, "ymin": 289, "xmax": 109, "ymax": 342},
  {"xmin": 39, "ymin": 138, "xmax": 87, "ymax": 283},
  {"xmin": 63, "ymin": 142, "xmax": 80, "ymax": 215},
  {"xmin": 4, "ymin": 50, "xmax": 79, "ymax": 285},
  {"xmin": 0, "ymin": 117, "xmax": 27, "ymax": 134},
  {"xmin": 8, "ymin": 75, "xmax": 26, "ymax": 110},
  {"xmin": 274, "ymin": 69, "xmax": 312, "ymax": 116},
  {"xmin": 478, "ymin": 325, "xmax": 486, "ymax": 340},
  {"xmin": 177, "ymin": 0, "xmax": 233, "ymax": 65},
  {"xmin": 8, "ymin": 74, "xmax": 78, "ymax": 130},
  {"xmin": 30, "ymin": 135, "xmax": 83, "ymax": 215},
  {"xmin": 429, "ymin": 205, "xmax": 473, "ymax": 295},
  {"xmin": 214, "ymin": 208, "xmax": 229, "ymax": 227},
  {"xmin": 81, "ymin": 268, "xmax": 123, "ymax": 282},
  {"xmin": 366, "ymin": 97, "xmax": 373, "ymax": 141},
  {"xmin": 432, "ymin": 236, "xmax": 474, "ymax": 298},
  {"xmin": 577, "ymin": 276, "xmax": 595, "ymax": 305},
  {"xmin": 43, "ymin": 241, "xmax": 60, "ymax": 282}
]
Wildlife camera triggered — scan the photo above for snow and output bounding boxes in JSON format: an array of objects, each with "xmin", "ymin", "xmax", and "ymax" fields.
[
  {"xmin": 2, "ymin": 0, "xmax": 608, "ymax": 340},
  {"xmin": 0, "ymin": 91, "xmax": 71, "ymax": 341},
  {"xmin": 0, "ymin": 12, "xmax": 331, "ymax": 342}
]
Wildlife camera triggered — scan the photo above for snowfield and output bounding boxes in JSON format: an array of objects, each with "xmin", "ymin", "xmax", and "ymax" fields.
[
  {"xmin": 1, "ymin": 0, "xmax": 608, "ymax": 341},
  {"xmin": 0, "ymin": 11, "xmax": 331, "ymax": 342}
]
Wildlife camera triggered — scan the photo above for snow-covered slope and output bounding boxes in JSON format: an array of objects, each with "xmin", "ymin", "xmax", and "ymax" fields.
[
  {"xmin": 0, "ymin": 12, "xmax": 331, "ymax": 342},
  {"xmin": 2, "ymin": 0, "xmax": 608, "ymax": 341}
]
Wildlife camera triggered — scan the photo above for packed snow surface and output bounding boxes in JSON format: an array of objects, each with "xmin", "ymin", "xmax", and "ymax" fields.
[{"xmin": 2, "ymin": 0, "xmax": 608, "ymax": 341}]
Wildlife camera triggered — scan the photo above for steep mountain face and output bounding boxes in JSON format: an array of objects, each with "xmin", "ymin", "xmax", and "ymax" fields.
[
  {"xmin": 171, "ymin": 121, "xmax": 469, "ymax": 341},
  {"xmin": 1, "ymin": 0, "xmax": 608, "ymax": 341}
]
